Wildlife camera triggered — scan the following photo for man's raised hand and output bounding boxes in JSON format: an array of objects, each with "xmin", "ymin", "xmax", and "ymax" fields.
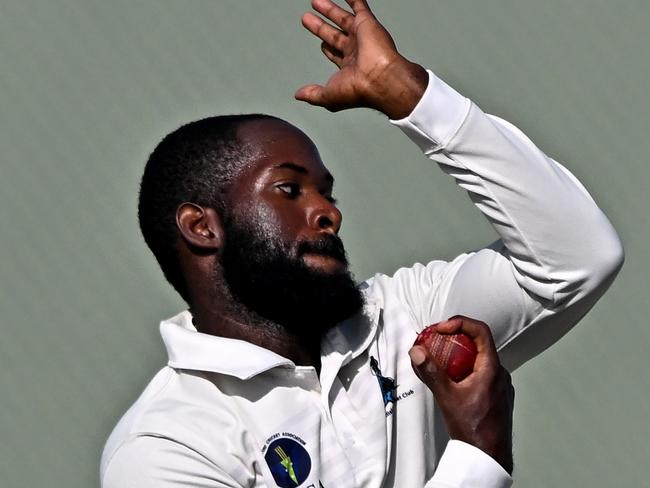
[{"xmin": 295, "ymin": 0, "xmax": 428, "ymax": 119}]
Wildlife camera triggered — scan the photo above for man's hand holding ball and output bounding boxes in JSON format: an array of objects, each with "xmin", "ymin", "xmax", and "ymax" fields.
[{"xmin": 409, "ymin": 316, "xmax": 515, "ymax": 474}]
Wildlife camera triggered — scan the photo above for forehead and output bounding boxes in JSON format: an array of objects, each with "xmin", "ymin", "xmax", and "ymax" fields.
[{"xmin": 235, "ymin": 119, "xmax": 331, "ymax": 179}]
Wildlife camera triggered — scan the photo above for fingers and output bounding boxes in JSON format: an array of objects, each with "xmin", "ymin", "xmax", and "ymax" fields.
[
  {"xmin": 443, "ymin": 315, "xmax": 498, "ymax": 360},
  {"xmin": 434, "ymin": 317, "xmax": 464, "ymax": 335},
  {"xmin": 312, "ymin": 0, "xmax": 354, "ymax": 32},
  {"xmin": 409, "ymin": 345, "xmax": 453, "ymax": 395},
  {"xmin": 321, "ymin": 42, "xmax": 343, "ymax": 67},
  {"xmin": 345, "ymin": 0, "xmax": 372, "ymax": 15},
  {"xmin": 302, "ymin": 12, "xmax": 348, "ymax": 53},
  {"xmin": 435, "ymin": 315, "xmax": 500, "ymax": 376}
]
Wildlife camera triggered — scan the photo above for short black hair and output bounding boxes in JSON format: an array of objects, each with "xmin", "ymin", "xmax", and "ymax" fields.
[{"xmin": 138, "ymin": 114, "xmax": 280, "ymax": 301}]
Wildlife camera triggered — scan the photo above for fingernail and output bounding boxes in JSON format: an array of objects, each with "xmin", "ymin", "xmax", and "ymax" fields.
[{"xmin": 409, "ymin": 347, "xmax": 426, "ymax": 366}]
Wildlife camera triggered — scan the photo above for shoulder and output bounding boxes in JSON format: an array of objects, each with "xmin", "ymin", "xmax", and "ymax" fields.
[
  {"xmin": 101, "ymin": 367, "xmax": 255, "ymax": 487},
  {"xmin": 101, "ymin": 434, "xmax": 250, "ymax": 488}
]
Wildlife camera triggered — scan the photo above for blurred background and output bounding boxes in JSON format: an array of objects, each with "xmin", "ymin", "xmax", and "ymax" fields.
[{"xmin": 1, "ymin": 0, "xmax": 648, "ymax": 486}]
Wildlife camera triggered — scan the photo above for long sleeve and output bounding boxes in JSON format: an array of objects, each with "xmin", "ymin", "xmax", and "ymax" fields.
[
  {"xmin": 102, "ymin": 436, "xmax": 241, "ymax": 488},
  {"xmin": 426, "ymin": 441, "xmax": 512, "ymax": 488},
  {"xmin": 388, "ymin": 70, "xmax": 623, "ymax": 370}
]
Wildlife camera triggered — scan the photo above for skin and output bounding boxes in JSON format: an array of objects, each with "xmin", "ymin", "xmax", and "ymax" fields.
[
  {"xmin": 176, "ymin": 119, "xmax": 342, "ymax": 369},
  {"xmin": 174, "ymin": 0, "xmax": 514, "ymax": 474},
  {"xmin": 410, "ymin": 317, "xmax": 515, "ymax": 474},
  {"xmin": 295, "ymin": 0, "xmax": 428, "ymax": 118}
]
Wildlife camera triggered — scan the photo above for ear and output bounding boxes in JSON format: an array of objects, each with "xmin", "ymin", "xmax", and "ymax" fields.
[{"xmin": 176, "ymin": 203, "xmax": 224, "ymax": 251}]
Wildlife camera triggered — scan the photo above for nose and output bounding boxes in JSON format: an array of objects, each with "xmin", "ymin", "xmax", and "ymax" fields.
[{"xmin": 308, "ymin": 196, "xmax": 342, "ymax": 234}]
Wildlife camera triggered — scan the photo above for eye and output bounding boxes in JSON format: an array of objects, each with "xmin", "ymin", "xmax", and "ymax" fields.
[{"xmin": 277, "ymin": 182, "xmax": 300, "ymax": 198}]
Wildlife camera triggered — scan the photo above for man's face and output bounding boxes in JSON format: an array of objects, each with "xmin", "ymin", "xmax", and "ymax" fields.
[{"xmin": 219, "ymin": 119, "xmax": 364, "ymax": 338}]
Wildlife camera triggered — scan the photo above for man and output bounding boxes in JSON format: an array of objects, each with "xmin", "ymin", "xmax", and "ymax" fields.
[{"xmin": 101, "ymin": 1, "xmax": 623, "ymax": 487}]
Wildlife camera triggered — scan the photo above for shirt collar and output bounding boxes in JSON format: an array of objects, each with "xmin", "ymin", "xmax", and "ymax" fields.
[
  {"xmin": 159, "ymin": 297, "xmax": 381, "ymax": 380},
  {"xmin": 160, "ymin": 311, "xmax": 294, "ymax": 380}
]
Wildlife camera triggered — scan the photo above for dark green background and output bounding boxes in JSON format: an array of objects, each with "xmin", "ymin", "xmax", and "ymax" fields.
[{"xmin": 1, "ymin": 1, "xmax": 647, "ymax": 486}]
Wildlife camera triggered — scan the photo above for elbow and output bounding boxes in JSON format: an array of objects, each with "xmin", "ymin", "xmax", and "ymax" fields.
[
  {"xmin": 606, "ymin": 234, "xmax": 625, "ymax": 276},
  {"xmin": 590, "ymin": 229, "xmax": 625, "ymax": 290},
  {"xmin": 549, "ymin": 226, "xmax": 624, "ymax": 307},
  {"xmin": 568, "ymin": 228, "xmax": 625, "ymax": 303}
]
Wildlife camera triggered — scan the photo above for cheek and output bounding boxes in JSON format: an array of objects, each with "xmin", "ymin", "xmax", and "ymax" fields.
[
  {"xmin": 263, "ymin": 192, "xmax": 309, "ymax": 229},
  {"xmin": 236, "ymin": 199, "xmax": 300, "ymax": 245},
  {"xmin": 253, "ymin": 206, "xmax": 286, "ymax": 241}
]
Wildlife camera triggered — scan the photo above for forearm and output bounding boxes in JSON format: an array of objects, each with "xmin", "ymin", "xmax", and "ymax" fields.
[
  {"xmin": 390, "ymin": 70, "xmax": 623, "ymax": 366},
  {"xmin": 394, "ymin": 70, "xmax": 622, "ymax": 304},
  {"xmin": 297, "ymin": 0, "xmax": 623, "ymax": 303}
]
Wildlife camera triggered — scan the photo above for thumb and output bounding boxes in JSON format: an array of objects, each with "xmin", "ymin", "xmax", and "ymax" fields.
[
  {"xmin": 294, "ymin": 84, "xmax": 328, "ymax": 106},
  {"xmin": 409, "ymin": 345, "xmax": 450, "ymax": 395}
]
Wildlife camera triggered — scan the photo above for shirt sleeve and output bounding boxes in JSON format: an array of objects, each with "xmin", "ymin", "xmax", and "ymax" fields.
[
  {"xmin": 101, "ymin": 435, "xmax": 251, "ymax": 488},
  {"xmin": 387, "ymin": 70, "xmax": 623, "ymax": 370},
  {"xmin": 425, "ymin": 440, "xmax": 512, "ymax": 488}
]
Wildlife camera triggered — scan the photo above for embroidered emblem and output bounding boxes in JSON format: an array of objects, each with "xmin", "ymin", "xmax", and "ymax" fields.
[
  {"xmin": 370, "ymin": 356, "xmax": 397, "ymax": 406},
  {"xmin": 264, "ymin": 436, "xmax": 312, "ymax": 487}
]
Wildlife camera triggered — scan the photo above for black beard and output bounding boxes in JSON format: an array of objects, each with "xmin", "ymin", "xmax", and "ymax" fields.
[{"xmin": 220, "ymin": 215, "xmax": 364, "ymax": 341}]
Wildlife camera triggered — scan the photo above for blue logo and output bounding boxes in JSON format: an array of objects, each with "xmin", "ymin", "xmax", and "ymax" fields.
[
  {"xmin": 370, "ymin": 356, "xmax": 397, "ymax": 406},
  {"xmin": 264, "ymin": 437, "xmax": 312, "ymax": 487}
]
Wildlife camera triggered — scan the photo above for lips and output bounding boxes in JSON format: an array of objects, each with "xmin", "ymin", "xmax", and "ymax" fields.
[{"xmin": 297, "ymin": 235, "xmax": 348, "ymax": 266}]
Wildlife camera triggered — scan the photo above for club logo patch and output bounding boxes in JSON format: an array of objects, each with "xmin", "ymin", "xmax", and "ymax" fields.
[
  {"xmin": 370, "ymin": 356, "xmax": 397, "ymax": 406},
  {"xmin": 263, "ymin": 435, "xmax": 312, "ymax": 487}
]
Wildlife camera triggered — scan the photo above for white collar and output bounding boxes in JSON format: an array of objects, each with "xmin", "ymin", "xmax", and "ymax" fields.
[
  {"xmin": 159, "ymin": 297, "xmax": 381, "ymax": 380},
  {"xmin": 161, "ymin": 311, "xmax": 293, "ymax": 380}
]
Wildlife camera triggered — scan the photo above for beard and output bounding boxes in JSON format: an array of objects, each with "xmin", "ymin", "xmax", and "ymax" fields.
[{"xmin": 220, "ymin": 214, "xmax": 364, "ymax": 341}]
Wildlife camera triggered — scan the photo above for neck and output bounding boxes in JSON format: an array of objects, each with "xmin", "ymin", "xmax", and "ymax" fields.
[{"xmin": 189, "ymin": 283, "xmax": 322, "ymax": 370}]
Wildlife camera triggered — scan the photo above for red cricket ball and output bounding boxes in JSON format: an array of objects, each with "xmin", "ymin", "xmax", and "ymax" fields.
[{"xmin": 413, "ymin": 323, "xmax": 478, "ymax": 382}]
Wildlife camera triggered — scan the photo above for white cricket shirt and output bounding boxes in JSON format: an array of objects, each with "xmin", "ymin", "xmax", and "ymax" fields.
[{"xmin": 101, "ymin": 70, "xmax": 623, "ymax": 488}]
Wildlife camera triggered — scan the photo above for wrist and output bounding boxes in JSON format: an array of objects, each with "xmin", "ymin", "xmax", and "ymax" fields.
[
  {"xmin": 486, "ymin": 442, "xmax": 513, "ymax": 475},
  {"xmin": 366, "ymin": 57, "xmax": 428, "ymax": 119}
]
